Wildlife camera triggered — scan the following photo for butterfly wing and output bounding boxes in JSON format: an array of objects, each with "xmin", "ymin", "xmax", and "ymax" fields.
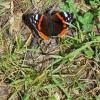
[
  {"xmin": 50, "ymin": 12, "xmax": 67, "ymax": 37},
  {"xmin": 22, "ymin": 13, "xmax": 49, "ymax": 40},
  {"xmin": 51, "ymin": 11, "xmax": 73, "ymax": 37}
]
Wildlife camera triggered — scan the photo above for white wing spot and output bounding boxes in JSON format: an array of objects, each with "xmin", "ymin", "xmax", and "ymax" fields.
[
  {"xmin": 64, "ymin": 12, "xmax": 68, "ymax": 18},
  {"xmin": 68, "ymin": 17, "xmax": 70, "ymax": 20},
  {"xmin": 35, "ymin": 14, "xmax": 38, "ymax": 20}
]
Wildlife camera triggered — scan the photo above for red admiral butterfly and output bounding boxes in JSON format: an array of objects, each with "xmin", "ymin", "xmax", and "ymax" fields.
[{"xmin": 22, "ymin": 11, "xmax": 73, "ymax": 40}]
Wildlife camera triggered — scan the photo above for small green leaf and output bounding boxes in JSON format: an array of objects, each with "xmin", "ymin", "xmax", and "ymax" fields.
[
  {"xmin": 83, "ymin": 24, "xmax": 93, "ymax": 32},
  {"xmin": 78, "ymin": 16, "xmax": 84, "ymax": 24},
  {"xmin": 84, "ymin": 48, "xmax": 94, "ymax": 59},
  {"xmin": 90, "ymin": 1, "xmax": 99, "ymax": 7},
  {"xmin": 84, "ymin": 12, "xmax": 93, "ymax": 24}
]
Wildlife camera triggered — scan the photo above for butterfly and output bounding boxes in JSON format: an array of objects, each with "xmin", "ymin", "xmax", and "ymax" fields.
[{"xmin": 22, "ymin": 11, "xmax": 73, "ymax": 40}]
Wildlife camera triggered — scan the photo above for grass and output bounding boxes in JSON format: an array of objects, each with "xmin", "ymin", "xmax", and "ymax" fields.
[{"xmin": 0, "ymin": 0, "xmax": 100, "ymax": 100}]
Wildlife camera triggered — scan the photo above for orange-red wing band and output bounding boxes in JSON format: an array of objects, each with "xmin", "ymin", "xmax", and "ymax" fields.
[
  {"xmin": 37, "ymin": 15, "xmax": 44, "ymax": 30},
  {"xmin": 58, "ymin": 29, "xmax": 67, "ymax": 37},
  {"xmin": 37, "ymin": 15, "xmax": 49, "ymax": 40},
  {"xmin": 56, "ymin": 13, "xmax": 68, "ymax": 37},
  {"xmin": 56, "ymin": 13, "xmax": 67, "ymax": 24},
  {"xmin": 38, "ymin": 32, "xmax": 49, "ymax": 40}
]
